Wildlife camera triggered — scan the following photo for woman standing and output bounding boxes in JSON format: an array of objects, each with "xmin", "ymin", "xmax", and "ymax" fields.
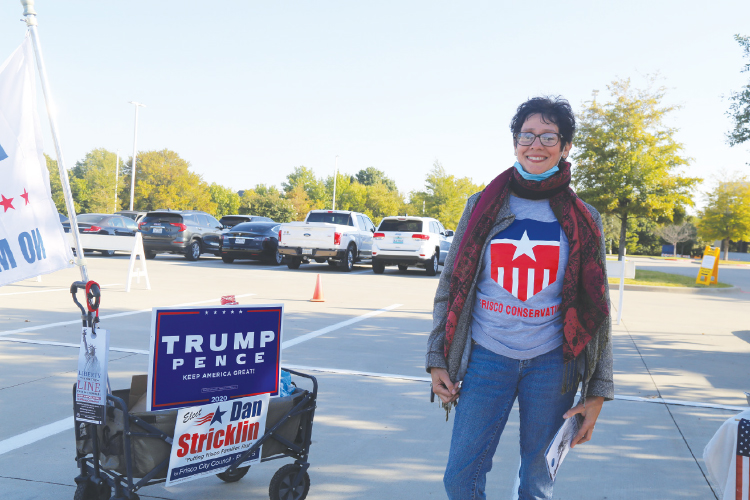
[{"xmin": 426, "ymin": 96, "xmax": 613, "ymax": 500}]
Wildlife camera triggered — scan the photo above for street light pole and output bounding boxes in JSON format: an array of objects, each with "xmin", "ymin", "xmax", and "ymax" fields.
[
  {"xmin": 332, "ymin": 155, "xmax": 339, "ymax": 210},
  {"xmin": 128, "ymin": 101, "xmax": 146, "ymax": 211},
  {"xmin": 114, "ymin": 149, "xmax": 120, "ymax": 213}
]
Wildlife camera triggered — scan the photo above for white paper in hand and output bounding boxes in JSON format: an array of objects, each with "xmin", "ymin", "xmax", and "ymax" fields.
[{"xmin": 545, "ymin": 414, "xmax": 581, "ymax": 481}]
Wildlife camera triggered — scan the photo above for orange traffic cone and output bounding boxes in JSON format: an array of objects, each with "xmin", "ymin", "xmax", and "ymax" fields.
[{"xmin": 310, "ymin": 274, "xmax": 325, "ymax": 302}]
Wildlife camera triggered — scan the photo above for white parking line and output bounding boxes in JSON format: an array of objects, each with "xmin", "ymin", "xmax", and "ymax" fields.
[
  {"xmin": 0, "ymin": 417, "xmax": 73, "ymax": 456},
  {"xmin": 0, "ymin": 294, "xmax": 256, "ymax": 337},
  {"xmin": 0, "ymin": 283, "xmax": 122, "ymax": 296},
  {"xmin": 282, "ymin": 364, "xmax": 750, "ymax": 411},
  {"xmin": 0, "ymin": 303, "xmax": 404, "ymax": 354},
  {"xmin": 282, "ymin": 304, "xmax": 402, "ymax": 348}
]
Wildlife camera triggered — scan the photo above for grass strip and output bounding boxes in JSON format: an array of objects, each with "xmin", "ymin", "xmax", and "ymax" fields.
[{"xmin": 608, "ymin": 269, "xmax": 732, "ymax": 288}]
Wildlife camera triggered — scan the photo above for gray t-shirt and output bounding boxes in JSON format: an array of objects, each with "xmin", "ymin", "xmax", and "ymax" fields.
[{"xmin": 470, "ymin": 195, "xmax": 569, "ymax": 360}]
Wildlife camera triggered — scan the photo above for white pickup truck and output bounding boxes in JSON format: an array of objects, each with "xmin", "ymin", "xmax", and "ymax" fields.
[{"xmin": 278, "ymin": 210, "xmax": 376, "ymax": 271}]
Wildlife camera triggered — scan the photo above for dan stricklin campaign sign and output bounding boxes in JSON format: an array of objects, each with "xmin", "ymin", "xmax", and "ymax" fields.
[
  {"xmin": 147, "ymin": 304, "xmax": 283, "ymax": 411},
  {"xmin": 166, "ymin": 394, "xmax": 269, "ymax": 486}
]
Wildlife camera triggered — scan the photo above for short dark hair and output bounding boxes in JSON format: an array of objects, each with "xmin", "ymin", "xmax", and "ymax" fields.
[{"xmin": 510, "ymin": 96, "xmax": 576, "ymax": 147}]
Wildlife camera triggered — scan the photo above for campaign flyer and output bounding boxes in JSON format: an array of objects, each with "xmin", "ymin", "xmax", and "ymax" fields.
[{"xmin": 74, "ymin": 327, "xmax": 109, "ymax": 424}]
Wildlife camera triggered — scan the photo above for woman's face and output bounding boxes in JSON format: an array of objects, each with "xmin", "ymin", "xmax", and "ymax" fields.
[{"xmin": 514, "ymin": 113, "xmax": 572, "ymax": 175}]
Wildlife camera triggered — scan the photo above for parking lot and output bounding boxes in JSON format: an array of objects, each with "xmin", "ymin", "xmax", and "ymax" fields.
[{"xmin": 1, "ymin": 254, "xmax": 749, "ymax": 499}]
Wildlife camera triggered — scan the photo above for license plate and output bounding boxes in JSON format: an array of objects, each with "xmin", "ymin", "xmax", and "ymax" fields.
[
  {"xmin": 235, "ymin": 238, "xmax": 245, "ymax": 244},
  {"xmin": 152, "ymin": 227, "xmax": 162, "ymax": 234},
  {"xmin": 393, "ymin": 238, "xmax": 403, "ymax": 244},
  {"xmin": 302, "ymin": 248, "xmax": 313, "ymax": 255}
]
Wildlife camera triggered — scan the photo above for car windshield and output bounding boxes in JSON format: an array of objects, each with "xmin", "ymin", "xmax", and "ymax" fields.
[
  {"xmin": 142, "ymin": 213, "xmax": 182, "ymax": 224},
  {"xmin": 76, "ymin": 214, "xmax": 108, "ymax": 224},
  {"xmin": 231, "ymin": 222, "xmax": 278, "ymax": 233},
  {"xmin": 220, "ymin": 216, "xmax": 251, "ymax": 225},
  {"xmin": 378, "ymin": 219, "xmax": 423, "ymax": 232},
  {"xmin": 306, "ymin": 212, "xmax": 351, "ymax": 225}
]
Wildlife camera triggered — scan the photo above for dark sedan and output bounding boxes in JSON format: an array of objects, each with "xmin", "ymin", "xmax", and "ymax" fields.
[
  {"xmin": 220, "ymin": 222, "xmax": 283, "ymax": 265},
  {"xmin": 62, "ymin": 214, "xmax": 139, "ymax": 256}
]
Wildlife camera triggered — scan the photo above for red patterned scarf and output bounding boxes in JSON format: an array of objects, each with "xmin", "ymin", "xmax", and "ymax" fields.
[{"xmin": 444, "ymin": 161, "xmax": 609, "ymax": 363}]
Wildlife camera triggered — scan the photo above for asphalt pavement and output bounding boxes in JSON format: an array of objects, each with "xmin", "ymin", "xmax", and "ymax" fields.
[{"xmin": 0, "ymin": 252, "xmax": 748, "ymax": 499}]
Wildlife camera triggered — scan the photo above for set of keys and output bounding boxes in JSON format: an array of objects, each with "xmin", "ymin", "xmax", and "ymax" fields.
[{"xmin": 431, "ymin": 383, "xmax": 458, "ymax": 421}]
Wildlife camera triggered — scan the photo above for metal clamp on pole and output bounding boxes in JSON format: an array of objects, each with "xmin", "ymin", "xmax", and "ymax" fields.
[{"xmin": 70, "ymin": 281, "xmax": 101, "ymax": 330}]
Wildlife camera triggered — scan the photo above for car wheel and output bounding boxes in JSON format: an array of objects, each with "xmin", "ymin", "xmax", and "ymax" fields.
[
  {"xmin": 425, "ymin": 251, "xmax": 438, "ymax": 276},
  {"xmin": 185, "ymin": 240, "xmax": 201, "ymax": 261},
  {"xmin": 314, "ymin": 257, "xmax": 327, "ymax": 263},
  {"xmin": 222, "ymin": 256, "xmax": 235, "ymax": 264},
  {"xmin": 269, "ymin": 249, "xmax": 283, "ymax": 266},
  {"xmin": 145, "ymin": 250, "xmax": 156, "ymax": 259},
  {"xmin": 339, "ymin": 246, "xmax": 354, "ymax": 272},
  {"xmin": 397, "ymin": 264, "xmax": 409, "ymax": 272},
  {"xmin": 287, "ymin": 258, "xmax": 302, "ymax": 269},
  {"xmin": 99, "ymin": 250, "xmax": 115, "ymax": 257},
  {"xmin": 372, "ymin": 261, "xmax": 385, "ymax": 274}
]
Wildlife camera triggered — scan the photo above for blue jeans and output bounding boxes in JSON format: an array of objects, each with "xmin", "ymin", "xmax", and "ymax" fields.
[{"xmin": 444, "ymin": 343, "xmax": 576, "ymax": 500}]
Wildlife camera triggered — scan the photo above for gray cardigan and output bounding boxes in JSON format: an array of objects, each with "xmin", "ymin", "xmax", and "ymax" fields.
[{"xmin": 425, "ymin": 192, "xmax": 615, "ymax": 401}]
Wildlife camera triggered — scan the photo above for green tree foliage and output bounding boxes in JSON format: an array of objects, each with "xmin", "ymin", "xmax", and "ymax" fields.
[
  {"xmin": 209, "ymin": 183, "xmax": 240, "ymax": 218},
  {"xmin": 121, "ymin": 149, "xmax": 216, "ymax": 213},
  {"xmin": 239, "ymin": 185, "xmax": 296, "ymax": 222},
  {"xmin": 44, "ymin": 153, "xmax": 68, "ymax": 215},
  {"xmin": 70, "ymin": 148, "xmax": 121, "ymax": 214},
  {"xmin": 282, "ymin": 166, "xmax": 327, "ymax": 206},
  {"xmin": 355, "ymin": 167, "xmax": 398, "ymax": 192},
  {"xmin": 407, "ymin": 160, "xmax": 484, "ymax": 230},
  {"xmin": 323, "ymin": 172, "xmax": 405, "ymax": 225},
  {"xmin": 572, "ymin": 78, "xmax": 701, "ymax": 259},
  {"xmin": 727, "ymin": 35, "xmax": 750, "ymax": 148},
  {"xmin": 697, "ymin": 173, "xmax": 750, "ymax": 259}
]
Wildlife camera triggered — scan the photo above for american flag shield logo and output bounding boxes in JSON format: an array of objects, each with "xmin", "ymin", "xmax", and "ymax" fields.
[
  {"xmin": 490, "ymin": 219, "xmax": 561, "ymax": 302},
  {"xmin": 738, "ymin": 418, "xmax": 750, "ymax": 500}
]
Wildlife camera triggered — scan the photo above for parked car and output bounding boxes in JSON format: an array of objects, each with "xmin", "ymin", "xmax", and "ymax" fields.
[
  {"xmin": 371, "ymin": 216, "xmax": 453, "ymax": 275},
  {"xmin": 219, "ymin": 214, "xmax": 273, "ymax": 229},
  {"xmin": 61, "ymin": 213, "xmax": 139, "ymax": 256},
  {"xmin": 278, "ymin": 210, "xmax": 376, "ymax": 272},
  {"xmin": 115, "ymin": 210, "xmax": 147, "ymax": 223},
  {"xmin": 220, "ymin": 222, "xmax": 283, "ymax": 265},
  {"xmin": 139, "ymin": 210, "xmax": 223, "ymax": 260}
]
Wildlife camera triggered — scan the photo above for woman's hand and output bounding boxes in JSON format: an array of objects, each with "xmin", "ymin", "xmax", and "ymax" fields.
[
  {"xmin": 563, "ymin": 396, "xmax": 604, "ymax": 448},
  {"xmin": 430, "ymin": 368, "xmax": 460, "ymax": 404}
]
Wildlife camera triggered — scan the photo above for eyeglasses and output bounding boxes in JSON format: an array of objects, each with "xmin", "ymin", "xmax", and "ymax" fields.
[{"xmin": 515, "ymin": 132, "xmax": 561, "ymax": 147}]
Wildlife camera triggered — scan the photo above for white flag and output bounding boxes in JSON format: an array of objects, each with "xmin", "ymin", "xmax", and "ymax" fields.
[{"xmin": 0, "ymin": 35, "xmax": 73, "ymax": 286}]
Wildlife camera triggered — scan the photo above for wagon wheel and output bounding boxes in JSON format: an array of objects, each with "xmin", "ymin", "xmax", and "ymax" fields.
[
  {"xmin": 73, "ymin": 481, "xmax": 111, "ymax": 500},
  {"xmin": 269, "ymin": 464, "xmax": 310, "ymax": 500},
  {"xmin": 216, "ymin": 465, "xmax": 250, "ymax": 483}
]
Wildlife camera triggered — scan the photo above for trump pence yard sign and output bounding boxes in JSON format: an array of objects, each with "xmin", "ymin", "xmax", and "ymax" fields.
[{"xmin": 147, "ymin": 304, "xmax": 283, "ymax": 411}]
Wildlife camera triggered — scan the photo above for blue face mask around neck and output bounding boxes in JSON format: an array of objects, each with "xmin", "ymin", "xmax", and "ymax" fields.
[{"xmin": 514, "ymin": 161, "xmax": 559, "ymax": 181}]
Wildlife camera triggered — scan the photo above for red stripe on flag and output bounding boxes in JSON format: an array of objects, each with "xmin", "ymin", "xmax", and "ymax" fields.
[{"xmin": 739, "ymin": 454, "xmax": 744, "ymax": 500}]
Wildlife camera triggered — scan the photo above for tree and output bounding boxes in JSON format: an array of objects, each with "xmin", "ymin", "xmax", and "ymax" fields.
[
  {"xmin": 70, "ymin": 148, "xmax": 120, "ymax": 213},
  {"xmin": 655, "ymin": 222, "xmax": 696, "ymax": 257},
  {"xmin": 727, "ymin": 35, "xmax": 750, "ymax": 148},
  {"xmin": 407, "ymin": 160, "xmax": 484, "ymax": 230},
  {"xmin": 239, "ymin": 185, "xmax": 296, "ymax": 222},
  {"xmin": 282, "ymin": 166, "xmax": 327, "ymax": 208},
  {"xmin": 572, "ymin": 78, "xmax": 701, "ymax": 260},
  {"xmin": 44, "ymin": 153, "xmax": 68, "ymax": 215},
  {"xmin": 121, "ymin": 149, "xmax": 216, "ymax": 213},
  {"xmin": 355, "ymin": 167, "xmax": 398, "ymax": 192},
  {"xmin": 697, "ymin": 174, "xmax": 750, "ymax": 260},
  {"xmin": 209, "ymin": 183, "xmax": 240, "ymax": 218}
]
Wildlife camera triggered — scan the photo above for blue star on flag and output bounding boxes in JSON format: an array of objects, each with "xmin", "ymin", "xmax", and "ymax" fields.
[{"xmin": 210, "ymin": 405, "xmax": 226, "ymax": 425}]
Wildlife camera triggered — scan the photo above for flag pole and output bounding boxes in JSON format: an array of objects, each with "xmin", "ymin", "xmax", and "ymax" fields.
[{"xmin": 21, "ymin": 0, "xmax": 89, "ymax": 282}]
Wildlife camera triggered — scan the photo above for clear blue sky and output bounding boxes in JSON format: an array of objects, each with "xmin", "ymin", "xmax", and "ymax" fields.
[{"xmin": 1, "ymin": 1, "xmax": 748, "ymax": 210}]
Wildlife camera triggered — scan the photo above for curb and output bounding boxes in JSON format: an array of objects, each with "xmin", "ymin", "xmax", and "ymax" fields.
[{"xmin": 616, "ymin": 284, "xmax": 741, "ymax": 294}]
